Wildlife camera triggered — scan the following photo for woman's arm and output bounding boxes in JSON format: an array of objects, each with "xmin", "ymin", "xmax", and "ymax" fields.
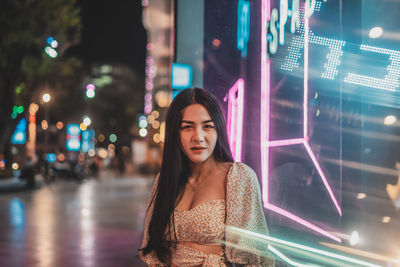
[{"xmin": 225, "ymin": 163, "xmax": 275, "ymax": 267}]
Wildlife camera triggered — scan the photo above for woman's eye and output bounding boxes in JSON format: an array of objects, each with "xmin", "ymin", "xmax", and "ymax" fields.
[
  {"xmin": 181, "ymin": 125, "xmax": 191, "ymax": 129},
  {"xmin": 204, "ymin": 125, "xmax": 214, "ymax": 129}
]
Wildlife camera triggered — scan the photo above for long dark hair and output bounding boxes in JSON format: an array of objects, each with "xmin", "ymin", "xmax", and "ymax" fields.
[{"xmin": 140, "ymin": 88, "xmax": 234, "ymax": 264}]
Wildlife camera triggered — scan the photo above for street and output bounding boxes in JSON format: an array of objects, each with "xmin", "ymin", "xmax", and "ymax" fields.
[{"xmin": 0, "ymin": 173, "xmax": 153, "ymax": 267}]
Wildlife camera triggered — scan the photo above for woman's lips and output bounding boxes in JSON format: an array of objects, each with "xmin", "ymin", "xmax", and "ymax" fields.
[{"xmin": 191, "ymin": 147, "xmax": 206, "ymax": 154}]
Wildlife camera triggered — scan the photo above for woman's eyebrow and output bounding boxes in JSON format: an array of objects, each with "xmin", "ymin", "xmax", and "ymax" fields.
[{"xmin": 181, "ymin": 120, "xmax": 213, "ymax": 124}]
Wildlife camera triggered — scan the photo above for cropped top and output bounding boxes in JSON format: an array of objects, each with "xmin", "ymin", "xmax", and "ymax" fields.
[
  {"xmin": 173, "ymin": 199, "xmax": 225, "ymax": 244},
  {"xmin": 140, "ymin": 162, "xmax": 275, "ymax": 266}
]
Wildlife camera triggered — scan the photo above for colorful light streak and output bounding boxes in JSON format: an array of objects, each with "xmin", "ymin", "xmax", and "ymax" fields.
[
  {"xmin": 268, "ymin": 245, "xmax": 317, "ymax": 267},
  {"xmin": 261, "ymin": 0, "xmax": 341, "ymax": 242},
  {"xmin": 226, "ymin": 227, "xmax": 381, "ymax": 267},
  {"xmin": 226, "ymin": 79, "xmax": 244, "ymax": 161}
]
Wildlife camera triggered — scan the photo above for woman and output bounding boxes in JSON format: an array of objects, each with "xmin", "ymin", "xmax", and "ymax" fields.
[{"xmin": 139, "ymin": 88, "xmax": 274, "ymax": 266}]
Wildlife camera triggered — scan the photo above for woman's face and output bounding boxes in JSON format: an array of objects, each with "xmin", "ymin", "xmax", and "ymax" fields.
[{"xmin": 179, "ymin": 104, "xmax": 218, "ymax": 164}]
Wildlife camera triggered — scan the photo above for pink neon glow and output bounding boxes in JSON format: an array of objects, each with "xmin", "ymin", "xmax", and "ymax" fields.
[
  {"xmin": 303, "ymin": 141, "xmax": 342, "ymax": 215},
  {"xmin": 303, "ymin": 1, "xmax": 309, "ymax": 139},
  {"xmin": 260, "ymin": 0, "xmax": 342, "ymax": 242},
  {"xmin": 269, "ymin": 138, "xmax": 304, "ymax": 147},
  {"xmin": 261, "ymin": 0, "xmax": 270, "ymax": 205},
  {"xmin": 265, "ymin": 203, "xmax": 342, "ymax": 242},
  {"xmin": 226, "ymin": 79, "xmax": 244, "ymax": 161}
]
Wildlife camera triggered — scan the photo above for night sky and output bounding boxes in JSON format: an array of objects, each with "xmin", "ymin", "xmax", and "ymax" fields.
[{"xmin": 78, "ymin": 0, "xmax": 147, "ymax": 75}]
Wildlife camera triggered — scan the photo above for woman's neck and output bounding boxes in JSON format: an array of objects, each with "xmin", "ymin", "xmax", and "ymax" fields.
[{"xmin": 190, "ymin": 157, "xmax": 217, "ymax": 181}]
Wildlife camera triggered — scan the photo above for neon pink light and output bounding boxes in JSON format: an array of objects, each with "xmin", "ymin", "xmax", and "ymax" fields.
[
  {"xmin": 226, "ymin": 79, "xmax": 245, "ymax": 161},
  {"xmin": 269, "ymin": 138, "xmax": 304, "ymax": 147},
  {"xmin": 260, "ymin": 0, "xmax": 341, "ymax": 242},
  {"xmin": 303, "ymin": 1, "xmax": 309, "ymax": 139},
  {"xmin": 265, "ymin": 203, "xmax": 342, "ymax": 243},
  {"xmin": 303, "ymin": 141, "xmax": 342, "ymax": 215},
  {"xmin": 261, "ymin": 0, "xmax": 270, "ymax": 204}
]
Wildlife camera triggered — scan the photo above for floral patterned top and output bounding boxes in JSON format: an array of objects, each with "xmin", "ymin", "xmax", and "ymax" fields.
[{"xmin": 140, "ymin": 162, "xmax": 274, "ymax": 266}]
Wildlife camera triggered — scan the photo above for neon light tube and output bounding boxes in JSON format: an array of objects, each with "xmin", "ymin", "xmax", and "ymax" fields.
[
  {"xmin": 268, "ymin": 245, "xmax": 317, "ymax": 267},
  {"xmin": 303, "ymin": 141, "xmax": 342, "ymax": 215},
  {"xmin": 269, "ymin": 138, "xmax": 304, "ymax": 147},
  {"xmin": 266, "ymin": 203, "xmax": 341, "ymax": 242},
  {"xmin": 260, "ymin": 0, "xmax": 342, "ymax": 242},
  {"xmin": 226, "ymin": 79, "xmax": 245, "ymax": 162},
  {"xmin": 227, "ymin": 227, "xmax": 381, "ymax": 267}
]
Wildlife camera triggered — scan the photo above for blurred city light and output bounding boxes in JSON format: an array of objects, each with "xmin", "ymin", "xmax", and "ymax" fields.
[
  {"xmin": 369, "ymin": 26, "xmax": 383, "ymax": 39},
  {"xmin": 88, "ymin": 149, "xmax": 95, "ymax": 157},
  {"xmin": 97, "ymin": 134, "xmax": 105, "ymax": 142},
  {"xmin": 382, "ymin": 216, "xmax": 391, "ymax": 223},
  {"xmin": 139, "ymin": 128, "xmax": 148, "ymax": 137},
  {"xmin": 139, "ymin": 119, "xmax": 148, "ymax": 128},
  {"xmin": 44, "ymin": 46, "xmax": 57, "ymax": 58},
  {"xmin": 11, "ymin": 118, "xmax": 27, "ymax": 145},
  {"xmin": 356, "ymin": 193, "xmax": 366, "ymax": 199},
  {"xmin": 153, "ymin": 133, "xmax": 161, "ymax": 143},
  {"xmin": 151, "ymin": 110, "xmax": 159, "ymax": 119},
  {"xmin": 42, "ymin": 93, "xmax": 51, "ymax": 103},
  {"xmin": 160, "ymin": 122, "xmax": 166, "ymax": 142},
  {"xmin": 83, "ymin": 116, "xmax": 91, "ymax": 126},
  {"xmin": 86, "ymin": 84, "xmax": 95, "ymax": 91},
  {"xmin": 98, "ymin": 148, "xmax": 108, "ymax": 159},
  {"xmin": 56, "ymin": 121, "xmax": 64, "ymax": 130},
  {"xmin": 384, "ymin": 115, "xmax": 397, "ymax": 125},
  {"xmin": 147, "ymin": 115, "xmax": 155, "ymax": 124},
  {"xmin": 12, "ymin": 163, "xmax": 19, "ymax": 170},
  {"xmin": 350, "ymin": 231, "xmax": 359, "ymax": 246},
  {"xmin": 50, "ymin": 40, "xmax": 58, "ymax": 48},
  {"xmin": 46, "ymin": 153, "xmax": 57, "ymax": 163},
  {"xmin": 86, "ymin": 89, "xmax": 95, "ymax": 98},
  {"xmin": 152, "ymin": 120, "xmax": 160, "ymax": 129},
  {"xmin": 155, "ymin": 90, "xmax": 171, "ymax": 108},
  {"xmin": 66, "ymin": 124, "xmax": 81, "ymax": 151},
  {"xmin": 41, "ymin": 120, "xmax": 48, "ymax": 130},
  {"xmin": 109, "ymin": 134, "xmax": 117, "ymax": 143},
  {"xmin": 57, "ymin": 153, "xmax": 65, "ymax": 162},
  {"xmin": 80, "ymin": 123, "xmax": 87, "ymax": 131}
]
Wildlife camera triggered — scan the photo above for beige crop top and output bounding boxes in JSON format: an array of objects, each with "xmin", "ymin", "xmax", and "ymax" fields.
[
  {"xmin": 173, "ymin": 199, "xmax": 225, "ymax": 244},
  {"xmin": 140, "ymin": 162, "xmax": 275, "ymax": 266}
]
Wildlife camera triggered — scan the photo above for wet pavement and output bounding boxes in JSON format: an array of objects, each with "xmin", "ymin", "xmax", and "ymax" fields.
[{"xmin": 0, "ymin": 172, "xmax": 154, "ymax": 267}]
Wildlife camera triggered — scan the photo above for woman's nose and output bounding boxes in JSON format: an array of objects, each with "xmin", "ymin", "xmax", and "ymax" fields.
[{"xmin": 192, "ymin": 127, "xmax": 205, "ymax": 143}]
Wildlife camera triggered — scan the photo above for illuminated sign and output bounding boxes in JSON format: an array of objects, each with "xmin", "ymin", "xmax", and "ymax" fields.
[
  {"xmin": 171, "ymin": 63, "xmax": 193, "ymax": 90},
  {"xmin": 261, "ymin": 0, "xmax": 342, "ymax": 242},
  {"xmin": 66, "ymin": 124, "xmax": 81, "ymax": 151},
  {"xmin": 237, "ymin": 0, "xmax": 250, "ymax": 58},
  {"xmin": 11, "ymin": 118, "xmax": 27, "ymax": 145},
  {"xmin": 81, "ymin": 129, "xmax": 95, "ymax": 153},
  {"xmin": 266, "ymin": 0, "xmax": 310, "ymax": 55},
  {"xmin": 281, "ymin": 2, "xmax": 400, "ymax": 92}
]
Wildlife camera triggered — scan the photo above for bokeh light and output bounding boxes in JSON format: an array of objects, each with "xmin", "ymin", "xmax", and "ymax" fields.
[
  {"xmin": 98, "ymin": 134, "xmax": 105, "ymax": 142},
  {"xmin": 80, "ymin": 123, "xmax": 87, "ymax": 131},
  {"xmin": 109, "ymin": 134, "xmax": 117, "ymax": 143},
  {"xmin": 139, "ymin": 128, "xmax": 148, "ymax": 137},
  {"xmin": 42, "ymin": 93, "xmax": 51, "ymax": 103},
  {"xmin": 384, "ymin": 115, "xmax": 397, "ymax": 125},
  {"xmin": 56, "ymin": 121, "xmax": 64, "ymax": 130},
  {"xmin": 369, "ymin": 26, "xmax": 383, "ymax": 39},
  {"xmin": 41, "ymin": 120, "xmax": 48, "ymax": 130},
  {"xmin": 153, "ymin": 133, "xmax": 161, "ymax": 143},
  {"xmin": 12, "ymin": 163, "xmax": 19, "ymax": 170}
]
